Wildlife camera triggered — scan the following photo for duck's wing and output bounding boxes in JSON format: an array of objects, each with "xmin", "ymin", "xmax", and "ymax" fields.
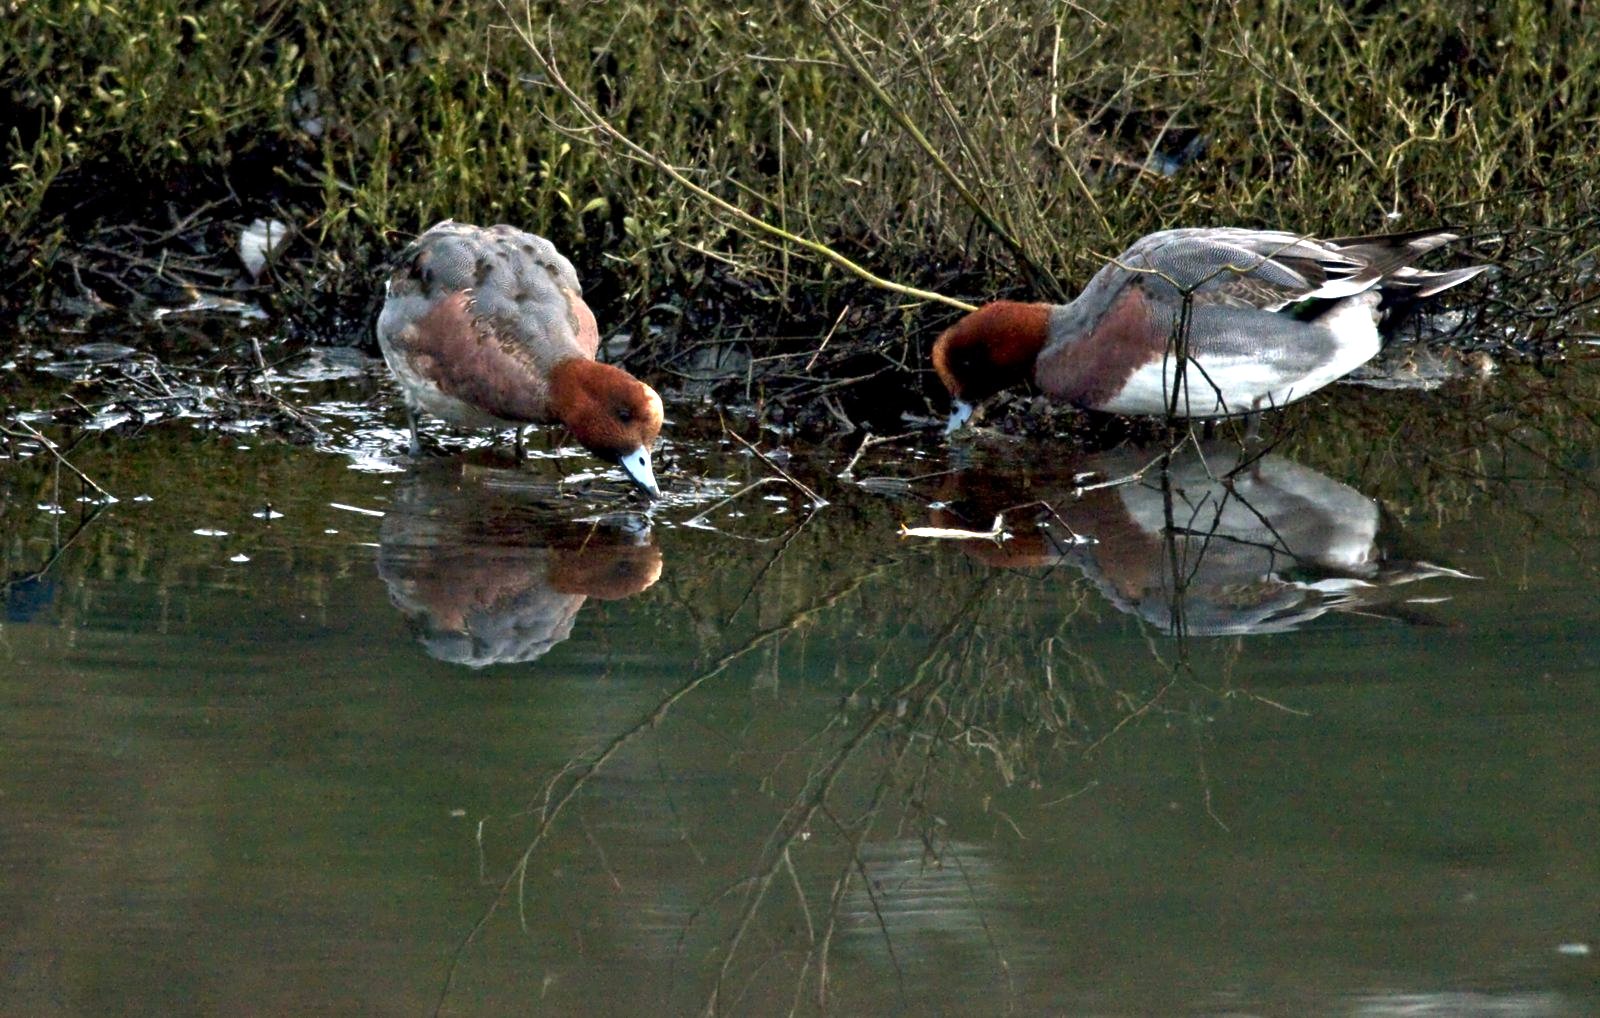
[
  {"xmin": 1113, "ymin": 227, "xmax": 1484, "ymax": 312},
  {"xmin": 383, "ymin": 222, "xmax": 598, "ymax": 362}
]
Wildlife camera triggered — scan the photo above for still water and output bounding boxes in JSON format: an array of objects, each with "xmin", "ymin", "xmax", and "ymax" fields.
[{"xmin": 3, "ymin": 342, "xmax": 1599, "ymax": 1016}]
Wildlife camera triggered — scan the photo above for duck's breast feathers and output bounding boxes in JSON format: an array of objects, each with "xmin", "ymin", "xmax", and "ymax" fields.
[
  {"xmin": 1037, "ymin": 284, "xmax": 1168, "ymax": 406},
  {"xmin": 381, "ymin": 221, "xmax": 596, "ymax": 363},
  {"xmin": 1101, "ymin": 226, "xmax": 1483, "ymax": 314},
  {"xmin": 378, "ymin": 289, "xmax": 553, "ymax": 424}
]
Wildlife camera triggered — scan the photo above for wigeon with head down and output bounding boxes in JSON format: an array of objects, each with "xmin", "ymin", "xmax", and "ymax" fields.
[
  {"xmin": 377, "ymin": 220, "xmax": 664, "ymax": 498},
  {"xmin": 933, "ymin": 227, "xmax": 1490, "ymax": 432}
]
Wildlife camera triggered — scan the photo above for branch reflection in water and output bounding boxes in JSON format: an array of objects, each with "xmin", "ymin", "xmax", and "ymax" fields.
[{"xmin": 438, "ymin": 435, "xmax": 1485, "ymax": 1015}]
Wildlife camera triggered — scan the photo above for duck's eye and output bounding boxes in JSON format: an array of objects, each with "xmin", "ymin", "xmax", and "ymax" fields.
[{"xmin": 616, "ymin": 406, "xmax": 634, "ymax": 423}]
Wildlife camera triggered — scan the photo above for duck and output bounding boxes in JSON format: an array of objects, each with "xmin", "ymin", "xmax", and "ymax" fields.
[
  {"xmin": 932, "ymin": 227, "xmax": 1491, "ymax": 432},
  {"xmin": 376, "ymin": 220, "xmax": 664, "ymax": 498}
]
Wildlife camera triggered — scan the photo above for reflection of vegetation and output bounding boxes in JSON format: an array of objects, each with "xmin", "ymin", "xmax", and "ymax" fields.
[
  {"xmin": 6, "ymin": 353, "xmax": 1600, "ymax": 1010},
  {"xmin": 0, "ymin": 423, "xmax": 378, "ymax": 636},
  {"xmin": 433, "ymin": 360, "xmax": 1600, "ymax": 1012},
  {"xmin": 439, "ymin": 482, "xmax": 1222, "ymax": 1009},
  {"xmin": 451, "ymin": 519, "xmax": 1274, "ymax": 1012},
  {"xmin": 7, "ymin": 356, "xmax": 1597, "ymax": 645},
  {"xmin": 1281, "ymin": 360, "xmax": 1600, "ymax": 534}
]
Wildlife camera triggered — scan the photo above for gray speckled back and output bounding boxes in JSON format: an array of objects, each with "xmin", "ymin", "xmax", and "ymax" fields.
[
  {"xmin": 1087, "ymin": 228, "xmax": 1347, "ymax": 310},
  {"xmin": 378, "ymin": 220, "xmax": 597, "ymax": 369},
  {"xmin": 1047, "ymin": 226, "xmax": 1486, "ymax": 364}
]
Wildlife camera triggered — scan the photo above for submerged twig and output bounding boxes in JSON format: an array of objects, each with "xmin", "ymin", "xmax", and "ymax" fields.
[
  {"xmin": 1, "ymin": 419, "xmax": 114, "ymax": 502},
  {"xmin": 2, "ymin": 502, "xmax": 110, "ymax": 592},
  {"xmin": 720, "ymin": 415, "xmax": 829, "ymax": 507}
]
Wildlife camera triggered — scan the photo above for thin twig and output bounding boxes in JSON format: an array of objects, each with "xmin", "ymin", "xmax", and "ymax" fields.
[
  {"xmin": 2, "ymin": 420, "xmax": 114, "ymax": 501},
  {"xmin": 504, "ymin": 13, "xmax": 976, "ymax": 314},
  {"xmin": 835, "ymin": 430, "xmax": 916, "ymax": 479},
  {"xmin": 682, "ymin": 476, "xmax": 787, "ymax": 530},
  {"xmin": 720, "ymin": 414, "xmax": 829, "ymax": 506},
  {"xmin": 805, "ymin": 304, "xmax": 851, "ymax": 372},
  {"xmin": 1072, "ymin": 437, "xmax": 1191, "ymax": 495}
]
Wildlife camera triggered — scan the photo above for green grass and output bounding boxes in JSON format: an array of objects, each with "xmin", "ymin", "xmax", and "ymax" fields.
[{"xmin": 3, "ymin": 0, "xmax": 1597, "ymax": 365}]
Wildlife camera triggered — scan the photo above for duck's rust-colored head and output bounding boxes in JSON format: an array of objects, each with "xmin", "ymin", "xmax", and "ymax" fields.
[
  {"xmin": 931, "ymin": 301, "xmax": 1052, "ymax": 432},
  {"xmin": 548, "ymin": 359, "xmax": 665, "ymax": 498}
]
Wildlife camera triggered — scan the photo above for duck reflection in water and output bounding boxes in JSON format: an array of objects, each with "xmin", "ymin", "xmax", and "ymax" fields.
[
  {"xmin": 930, "ymin": 442, "xmax": 1473, "ymax": 636},
  {"xmin": 377, "ymin": 465, "xmax": 663, "ymax": 667}
]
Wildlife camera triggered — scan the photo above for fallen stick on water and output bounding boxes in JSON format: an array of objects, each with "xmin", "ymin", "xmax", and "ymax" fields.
[{"xmin": 898, "ymin": 515, "xmax": 1010, "ymax": 542}]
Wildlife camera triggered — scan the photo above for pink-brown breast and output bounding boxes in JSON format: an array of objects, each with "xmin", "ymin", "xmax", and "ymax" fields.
[
  {"xmin": 1035, "ymin": 284, "xmax": 1167, "ymax": 410},
  {"xmin": 395, "ymin": 290, "xmax": 553, "ymax": 423}
]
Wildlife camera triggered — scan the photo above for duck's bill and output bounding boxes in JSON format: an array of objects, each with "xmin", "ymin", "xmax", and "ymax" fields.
[
  {"xmin": 945, "ymin": 401, "xmax": 975, "ymax": 435},
  {"xmin": 618, "ymin": 446, "xmax": 661, "ymax": 499}
]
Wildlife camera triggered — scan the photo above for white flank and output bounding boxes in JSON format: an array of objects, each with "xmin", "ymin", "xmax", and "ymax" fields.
[{"xmin": 1101, "ymin": 294, "xmax": 1382, "ymax": 418}]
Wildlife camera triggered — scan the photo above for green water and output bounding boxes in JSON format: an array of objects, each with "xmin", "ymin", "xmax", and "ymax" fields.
[{"xmin": 3, "ymin": 349, "xmax": 1599, "ymax": 1016}]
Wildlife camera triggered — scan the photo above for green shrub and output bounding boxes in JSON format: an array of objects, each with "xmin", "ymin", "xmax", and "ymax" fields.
[{"xmin": 2, "ymin": 1, "xmax": 1595, "ymax": 358}]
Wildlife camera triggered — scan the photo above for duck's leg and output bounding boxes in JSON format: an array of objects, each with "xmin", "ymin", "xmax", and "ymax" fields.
[
  {"xmin": 1242, "ymin": 400, "xmax": 1264, "ymax": 445},
  {"xmin": 514, "ymin": 426, "xmax": 526, "ymax": 463},
  {"xmin": 407, "ymin": 406, "xmax": 422, "ymax": 457}
]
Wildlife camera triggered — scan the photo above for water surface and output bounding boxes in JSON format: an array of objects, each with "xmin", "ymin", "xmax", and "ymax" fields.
[{"xmin": 3, "ymin": 342, "xmax": 1599, "ymax": 1016}]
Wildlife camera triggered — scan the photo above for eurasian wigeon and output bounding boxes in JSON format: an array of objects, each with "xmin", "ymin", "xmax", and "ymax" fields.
[
  {"xmin": 933, "ymin": 227, "xmax": 1491, "ymax": 432},
  {"xmin": 377, "ymin": 220, "xmax": 664, "ymax": 497}
]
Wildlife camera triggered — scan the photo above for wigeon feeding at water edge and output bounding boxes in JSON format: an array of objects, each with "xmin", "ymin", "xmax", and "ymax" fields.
[
  {"xmin": 377, "ymin": 221, "xmax": 664, "ymax": 498},
  {"xmin": 933, "ymin": 227, "xmax": 1491, "ymax": 432}
]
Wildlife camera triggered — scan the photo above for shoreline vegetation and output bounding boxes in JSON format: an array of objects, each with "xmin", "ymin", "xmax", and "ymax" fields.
[{"xmin": 4, "ymin": 1, "xmax": 1599, "ymax": 419}]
